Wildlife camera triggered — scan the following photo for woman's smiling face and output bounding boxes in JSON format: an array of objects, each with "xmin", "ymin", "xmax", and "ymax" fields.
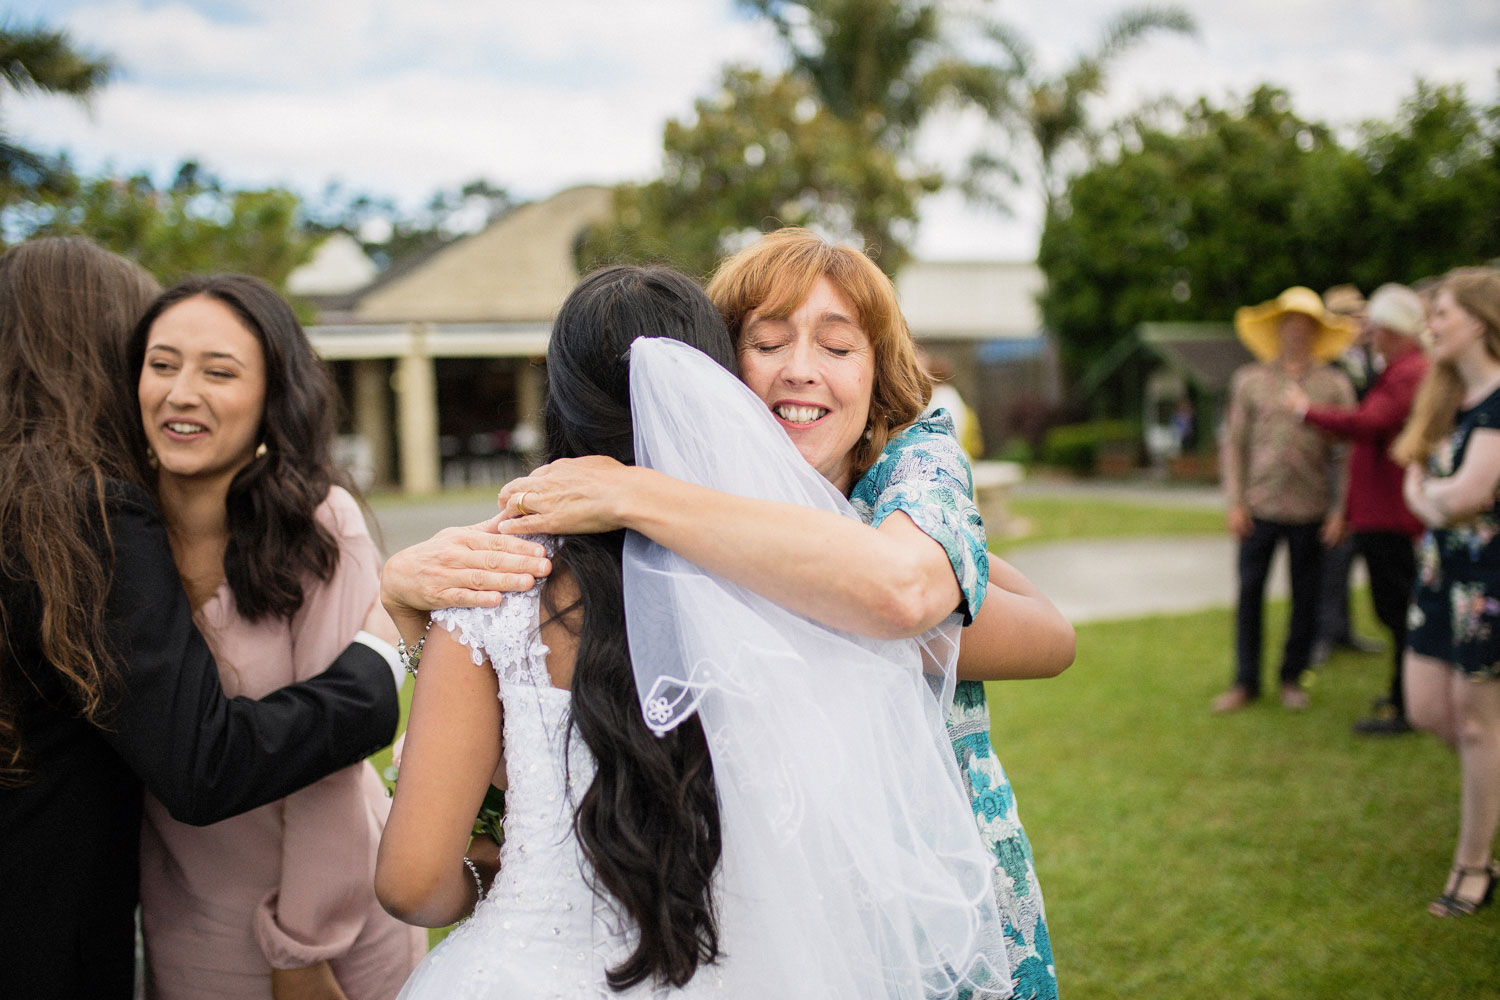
[
  {"xmin": 1427, "ymin": 287, "xmax": 1487, "ymax": 365},
  {"xmin": 138, "ymin": 294, "xmax": 267, "ymax": 487},
  {"xmin": 737, "ymin": 276, "xmax": 875, "ymax": 493}
]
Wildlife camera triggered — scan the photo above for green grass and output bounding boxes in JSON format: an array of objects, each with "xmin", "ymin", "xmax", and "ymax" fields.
[
  {"xmin": 989, "ymin": 601, "xmax": 1500, "ymax": 999},
  {"xmin": 366, "ymin": 683, "xmax": 412, "ymax": 793},
  {"xmin": 995, "ymin": 496, "xmax": 1224, "ymax": 553}
]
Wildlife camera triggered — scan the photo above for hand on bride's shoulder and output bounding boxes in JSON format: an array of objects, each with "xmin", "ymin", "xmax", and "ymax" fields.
[
  {"xmin": 381, "ymin": 519, "xmax": 552, "ymax": 618},
  {"xmin": 497, "ymin": 457, "xmax": 640, "ymax": 536}
]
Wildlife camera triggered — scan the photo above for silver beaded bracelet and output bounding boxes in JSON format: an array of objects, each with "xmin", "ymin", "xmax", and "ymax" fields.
[
  {"xmin": 462, "ymin": 856, "xmax": 484, "ymax": 902},
  {"xmin": 396, "ymin": 623, "xmax": 430, "ymax": 675}
]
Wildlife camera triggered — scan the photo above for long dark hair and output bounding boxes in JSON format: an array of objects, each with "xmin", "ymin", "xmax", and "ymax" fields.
[
  {"xmin": 127, "ymin": 275, "xmax": 344, "ymax": 620},
  {"xmin": 0, "ymin": 237, "xmax": 161, "ymax": 784},
  {"xmin": 544, "ymin": 266, "xmax": 734, "ymax": 989}
]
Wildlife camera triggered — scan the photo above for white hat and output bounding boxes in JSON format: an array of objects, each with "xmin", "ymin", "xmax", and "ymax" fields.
[{"xmin": 1365, "ymin": 283, "xmax": 1425, "ymax": 339}]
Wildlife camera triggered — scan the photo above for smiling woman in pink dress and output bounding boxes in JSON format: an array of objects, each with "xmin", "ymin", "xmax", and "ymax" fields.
[{"xmin": 130, "ymin": 275, "xmax": 423, "ymax": 1000}]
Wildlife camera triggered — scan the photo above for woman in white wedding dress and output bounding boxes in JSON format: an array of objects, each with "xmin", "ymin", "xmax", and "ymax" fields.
[{"xmin": 375, "ymin": 267, "xmax": 1008, "ymax": 998}]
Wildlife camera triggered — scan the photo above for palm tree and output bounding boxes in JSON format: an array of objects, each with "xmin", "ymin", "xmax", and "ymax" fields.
[
  {"xmin": 729, "ymin": 1, "xmax": 1018, "ymax": 268},
  {"xmin": 980, "ymin": 5, "xmax": 1197, "ymax": 213},
  {"xmin": 0, "ymin": 23, "xmax": 111, "ymax": 197}
]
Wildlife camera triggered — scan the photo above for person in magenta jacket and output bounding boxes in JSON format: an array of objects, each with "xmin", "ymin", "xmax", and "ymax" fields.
[{"xmin": 1287, "ymin": 282, "xmax": 1430, "ymax": 733}]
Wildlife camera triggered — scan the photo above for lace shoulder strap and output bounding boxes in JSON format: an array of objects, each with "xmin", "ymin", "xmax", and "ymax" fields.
[{"xmin": 429, "ymin": 536, "xmax": 555, "ymax": 689}]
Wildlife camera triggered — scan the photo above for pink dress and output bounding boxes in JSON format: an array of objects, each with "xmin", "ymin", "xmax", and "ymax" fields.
[{"xmin": 139, "ymin": 487, "xmax": 424, "ymax": 999}]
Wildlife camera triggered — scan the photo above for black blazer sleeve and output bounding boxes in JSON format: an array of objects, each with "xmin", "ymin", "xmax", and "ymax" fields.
[{"xmin": 100, "ymin": 485, "xmax": 399, "ymax": 826}]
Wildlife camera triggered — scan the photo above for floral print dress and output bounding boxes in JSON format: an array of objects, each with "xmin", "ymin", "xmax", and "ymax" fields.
[
  {"xmin": 1408, "ymin": 385, "xmax": 1500, "ymax": 678},
  {"xmin": 850, "ymin": 411, "xmax": 1058, "ymax": 1000}
]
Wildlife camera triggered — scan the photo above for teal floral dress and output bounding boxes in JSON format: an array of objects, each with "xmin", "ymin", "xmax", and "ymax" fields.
[
  {"xmin": 850, "ymin": 410, "xmax": 1058, "ymax": 1000},
  {"xmin": 1408, "ymin": 386, "xmax": 1500, "ymax": 678}
]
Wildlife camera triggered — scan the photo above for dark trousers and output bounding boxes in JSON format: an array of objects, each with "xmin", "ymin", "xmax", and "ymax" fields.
[
  {"xmin": 1236, "ymin": 518, "xmax": 1324, "ymax": 696},
  {"xmin": 1316, "ymin": 535, "xmax": 1357, "ymax": 644},
  {"xmin": 1352, "ymin": 531, "xmax": 1417, "ymax": 713}
]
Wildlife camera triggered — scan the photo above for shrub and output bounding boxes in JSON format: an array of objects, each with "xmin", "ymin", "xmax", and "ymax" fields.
[{"xmin": 1042, "ymin": 420, "xmax": 1140, "ymax": 474}]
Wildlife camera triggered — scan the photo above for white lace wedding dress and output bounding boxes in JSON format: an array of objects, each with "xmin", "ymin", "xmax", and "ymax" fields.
[
  {"xmin": 394, "ymin": 339, "xmax": 1010, "ymax": 999},
  {"xmin": 394, "ymin": 577, "xmax": 730, "ymax": 1000}
]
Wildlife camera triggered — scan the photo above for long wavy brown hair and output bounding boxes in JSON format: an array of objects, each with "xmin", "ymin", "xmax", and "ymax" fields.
[
  {"xmin": 0, "ymin": 237, "xmax": 161, "ymax": 785},
  {"xmin": 705, "ymin": 227, "xmax": 931, "ymax": 486},
  {"xmin": 1392, "ymin": 268, "xmax": 1500, "ymax": 467}
]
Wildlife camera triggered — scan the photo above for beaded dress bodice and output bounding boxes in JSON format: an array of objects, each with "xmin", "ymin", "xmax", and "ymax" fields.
[{"xmin": 396, "ymin": 574, "xmax": 726, "ymax": 999}]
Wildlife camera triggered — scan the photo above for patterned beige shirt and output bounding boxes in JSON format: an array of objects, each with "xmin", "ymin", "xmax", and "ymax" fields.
[{"xmin": 1221, "ymin": 361, "xmax": 1355, "ymax": 524}]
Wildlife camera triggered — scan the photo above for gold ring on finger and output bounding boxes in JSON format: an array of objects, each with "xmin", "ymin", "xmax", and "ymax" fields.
[{"xmin": 515, "ymin": 491, "xmax": 532, "ymax": 517}]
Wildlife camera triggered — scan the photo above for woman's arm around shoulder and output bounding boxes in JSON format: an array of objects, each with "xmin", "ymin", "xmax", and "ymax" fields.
[
  {"xmin": 99, "ymin": 485, "xmax": 398, "ymax": 825},
  {"xmin": 375, "ymin": 625, "xmax": 502, "ymax": 927},
  {"xmin": 498, "ymin": 457, "xmax": 964, "ymax": 638}
]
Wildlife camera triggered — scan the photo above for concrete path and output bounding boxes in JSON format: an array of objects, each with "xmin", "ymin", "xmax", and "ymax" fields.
[{"xmin": 1002, "ymin": 535, "xmax": 1280, "ymax": 624}]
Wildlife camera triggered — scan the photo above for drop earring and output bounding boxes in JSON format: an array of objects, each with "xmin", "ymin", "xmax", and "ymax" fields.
[{"xmin": 255, "ymin": 442, "xmax": 268, "ymax": 458}]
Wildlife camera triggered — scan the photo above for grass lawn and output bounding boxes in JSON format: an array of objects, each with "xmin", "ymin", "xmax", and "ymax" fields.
[
  {"xmin": 991, "ymin": 601, "xmax": 1500, "ymax": 998},
  {"xmin": 994, "ymin": 496, "xmax": 1224, "ymax": 553}
]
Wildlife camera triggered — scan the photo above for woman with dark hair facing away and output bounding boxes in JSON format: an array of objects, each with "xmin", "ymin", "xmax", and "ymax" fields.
[
  {"xmin": 376, "ymin": 266, "xmax": 1007, "ymax": 997},
  {"xmin": 0, "ymin": 238, "xmax": 405, "ymax": 1000},
  {"xmin": 130, "ymin": 275, "xmax": 425, "ymax": 998},
  {"xmin": 1394, "ymin": 266, "xmax": 1500, "ymax": 917}
]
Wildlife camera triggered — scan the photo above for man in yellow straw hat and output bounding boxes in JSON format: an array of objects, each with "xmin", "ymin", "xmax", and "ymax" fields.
[{"xmin": 1214, "ymin": 287, "xmax": 1357, "ymax": 713}]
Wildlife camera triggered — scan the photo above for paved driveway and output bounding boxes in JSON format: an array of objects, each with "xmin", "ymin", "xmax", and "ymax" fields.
[{"xmin": 1003, "ymin": 535, "xmax": 1281, "ymax": 624}]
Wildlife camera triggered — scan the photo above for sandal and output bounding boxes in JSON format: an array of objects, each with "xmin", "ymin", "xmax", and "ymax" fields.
[{"xmin": 1428, "ymin": 863, "xmax": 1497, "ymax": 917}]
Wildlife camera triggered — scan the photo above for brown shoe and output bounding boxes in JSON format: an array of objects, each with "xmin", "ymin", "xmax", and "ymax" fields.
[
  {"xmin": 1211, "ymin": 686, "xmax": 1254, "ymax": 713},
  {"xmin": 1280, "ymin": 683, "xmax": 1310, "ymax": 710}
]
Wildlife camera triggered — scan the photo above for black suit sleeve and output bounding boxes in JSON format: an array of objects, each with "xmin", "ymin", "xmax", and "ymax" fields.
[{"xmin": 99, "ymin": 487, "xmax": 399, "ymax": 826}]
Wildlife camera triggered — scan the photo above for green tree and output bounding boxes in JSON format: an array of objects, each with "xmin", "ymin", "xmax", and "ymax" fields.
[
  {"xmin": 581, "ymin": 0, "xmax": 998, "ymax": 276},
  {"xmin": 579, "ymin": 66, "xmax": 940, "ymax": 277},
  {"xmin": 738, "ymin": 0, "xmax": 998, "ymax": 140},
  {"xmin": 1037, "ymin": 86, "xmax": 1348, "ymax": 387},
  {"xmin": 1037, "ymin": 79, "xmax": 1500, "ymax": 407},
  {"xmin": 20, "ymin": 162, "xmax": 312, "ymax": 287},
  {"xmin": 0, "ymin": 23, "xmax": 110, "ymax": 208},
  {"xmin": 975, "ymin": 5, "xmax": 1197, "ymax": 212},
  {"xmin": 1344, "ymin": 80, "xmax": 1500, "ymax": 284}
]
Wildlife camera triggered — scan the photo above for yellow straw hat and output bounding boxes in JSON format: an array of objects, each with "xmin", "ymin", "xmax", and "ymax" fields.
[{"xmin": 1233, "ymin": 286, "xmax": 1358, "ymax": 363}]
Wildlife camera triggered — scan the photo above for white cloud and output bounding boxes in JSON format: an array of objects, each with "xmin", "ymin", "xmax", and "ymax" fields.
[
  {"xmin": 18, "ymin": 1, "xmax": 780, "ymax": 207},
  {"xmin": 8, "ymin": 0, "xmax": 1498, "ymax": 258}
]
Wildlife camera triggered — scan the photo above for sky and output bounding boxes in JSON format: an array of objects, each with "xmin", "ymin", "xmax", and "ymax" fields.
[{"xmin": 6, "ymin": 0, "xmax": 1499, "ymax": 260}]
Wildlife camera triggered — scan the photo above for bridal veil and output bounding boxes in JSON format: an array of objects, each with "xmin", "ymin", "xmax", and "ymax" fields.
[{"xmin": 621, "ymin": 337, "xmax": 1009, "ymax": 998}]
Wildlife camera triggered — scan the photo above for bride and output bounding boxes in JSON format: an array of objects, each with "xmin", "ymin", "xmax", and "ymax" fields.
[{"xmin": 374, "ymin": 266, "xmax": 1008, "ymax": 997}]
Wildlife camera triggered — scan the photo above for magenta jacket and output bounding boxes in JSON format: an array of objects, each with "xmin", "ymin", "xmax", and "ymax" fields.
[{"xmin": 1303, "ymin": 346, "xmax": 1428, "ymax": 537}]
